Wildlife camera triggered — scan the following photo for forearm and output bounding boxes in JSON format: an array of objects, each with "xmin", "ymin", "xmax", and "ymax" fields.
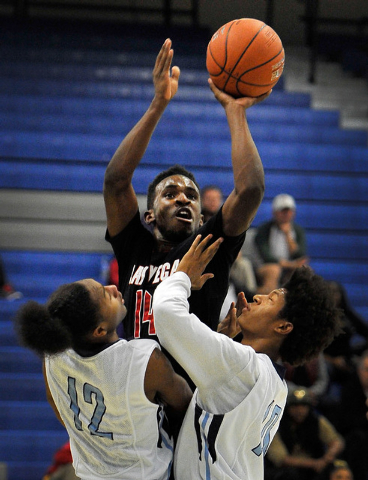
[
  {"xmin": 153, "ymin": 273, "xmax": 233, "ymax": 389},
  {"xmin": 222, "ymin": 105, "xmax": 264, "ymax": 234},
  {"xmin": 323, "ymin": 438, "xmax": 344, "ymax": 463}
]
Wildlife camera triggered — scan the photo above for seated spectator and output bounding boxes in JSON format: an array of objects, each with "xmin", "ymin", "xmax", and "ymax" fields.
[
  {"xmin": 324, "ymin": 281, "xmax": 368, "ymax": 386},
  {"xmin": 201, "ymin": 184, "xmax": 257, "ymax": 309},
  {"xmin": 43, "ymin": 441, "xmax": 79, "ymax": 480},
  {"xmin": 0, "ymin": 255, "xmax": 22, "ymax": 300},
  {"xmin": 108, "ymin": 256, "xmax": 119, "ymax": 288},
  {"xmin": 328, "ymin": 460, "xmax": 354, "ymax": 480},
  {"xmin": 337, "ymin": 351, "xmax": 368, "ymax": 480},
  {"xmin": 285, "ymin": 353, "xmax": 329, "ymax": 407},
  {"xmin": 200, "ymin": 184, "xmax": 224, "ymax": 223},
  {"xmin": 265, "ymin": 389, "xmax": 345, "ymax": 480},
  {"xmin": 254, "ymin": 194, "xmax": 308, "ymax": 294}
]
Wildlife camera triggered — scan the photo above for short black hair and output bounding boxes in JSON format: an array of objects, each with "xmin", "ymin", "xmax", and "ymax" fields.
[
  {"xmin": 147, "ymin": 164, "xmax": 200, "ymax": 209},
  {"xmin": 278, "ymin": 266, "xmax": 343, "ymax": 366}
]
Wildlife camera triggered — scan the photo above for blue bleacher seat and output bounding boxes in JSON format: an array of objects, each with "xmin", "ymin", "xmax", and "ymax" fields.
[{"xmin": 0, "ymin": 400, "xmax": 65, "ymax": 431}]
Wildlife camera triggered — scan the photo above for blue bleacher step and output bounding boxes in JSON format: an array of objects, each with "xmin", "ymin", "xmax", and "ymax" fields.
[
  {"xmin": 0, "ymin": 372, "xmax": 46, "ymax": 401},
  {"xmin": 1, "ymin": 250, "xmax": 105, "ymax": 278},
  {"xmin": 0, "ymin": 401, "xmax": 64, "ymax": 431},
  {"xmin": 0, "ymin": 347, "xmax": 42, "ymax": 373},
  {"xmin": 2, "ymin": 114, "xmax": 366, "ymax": 146},
  {"xmin": 5, "ymin": 460, "xmax": 55, "ymax": 480},
  {"xmin": 0, "ymin": 320, "xmax": 18, "ymax": 346},
  {"xmin": 0, "ymin": 77, "xmax": 306, "ymax": 106},
  {"xmin": 1, "ymin": 96, "xmax": 331, "ymax": 125},
  {"xmin": 1, "ymin": 159, "xmax": 368, "ymax": 201},
  {"xmin": 1, "ymin": 134, "xmax": 367, "ymax": 171},
  {"xmin": 0, "ymin": 430, "xmax": 68, "ymax": 463}
]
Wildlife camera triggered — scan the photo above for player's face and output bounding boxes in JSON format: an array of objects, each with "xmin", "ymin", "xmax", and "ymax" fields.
[
  {"xmin": 287, "ymin": 404, "xmax": 310, "ymax": 423},
  {"xmin": 237, "ymin": 288, "xmax": 287, "ymax": 337},
  {"xmin": 152, "ymin": 175, "xmax": 203, "ymax": 242},
  {"xmin": 79, "ymin": 279, "xmax": 127, "ymax": 333}
]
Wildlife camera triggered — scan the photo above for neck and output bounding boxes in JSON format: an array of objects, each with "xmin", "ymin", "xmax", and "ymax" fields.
[
  {"xmin": 240, "ymin": 335, "xmax": 281, "ymax": 363},
  {"xmin": 154, "ymin": 236, "xmax": 179, "ymax": 253}
]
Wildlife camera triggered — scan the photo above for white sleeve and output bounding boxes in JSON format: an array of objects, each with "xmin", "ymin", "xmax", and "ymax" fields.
[{"xmin": 153, "ymin": 272, "xmax": 257, "ymax": 399}]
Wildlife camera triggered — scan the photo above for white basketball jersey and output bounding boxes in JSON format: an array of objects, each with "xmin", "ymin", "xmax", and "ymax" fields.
[
  {"xmin": 174, "ymin": 354, "xmax": 287, "ymax": 480},
  {"xmin": 45, "ymin": 339, "xmax": 173, "ymax": 480}
]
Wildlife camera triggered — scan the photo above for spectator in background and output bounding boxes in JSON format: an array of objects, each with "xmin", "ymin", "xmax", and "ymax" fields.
[
  {"xmin": 42, "ymin": 441, "xmax": 79, "ymax": 480},
  {"xmin": 200, "ymin": 185, "xmax": 224, "ymax": 224},
  {"xmin": 285, "ymin": 353, "xmax": 329, "ymax": 408},
  {"xmin": 337, "ymin": 350, "xmax": 368, "ymax": 480},
  {"xmin": 0, "ymin": 255, "xmax": 22, "ymax": 300},
  {"xmin": 265, "ymin": 389, "xmax": 345, "ymax": 480},
  {"xmin": 201, "ymin": 185, "xmax": 257, "ymax": 309},
  {"xmin": 254, "ymin": 194, "xmax": 308, "ymax": 294},
  {"xmin": 324, "ymin": 281, "xmax": 368, "ymax": 386},
  {"xmin": 328, "ymin": 460, "xmax": 354, "ymax": 480}
]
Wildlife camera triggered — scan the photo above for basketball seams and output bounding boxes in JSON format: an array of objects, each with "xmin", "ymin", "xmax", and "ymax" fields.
[
  {"xmin": 239, "ymin": 48, "xmax": 284, "ymax": 76},
  {"xmin": 223, "ymin": 23, "xmax": 266, "ymax": 91},
  {"xmin": 235, "ymin": 48, "xmax": 284, "ymax": 95},
  {"xmin": 207, "ymin": 20, "xmax": 237, "ymax": 77}
]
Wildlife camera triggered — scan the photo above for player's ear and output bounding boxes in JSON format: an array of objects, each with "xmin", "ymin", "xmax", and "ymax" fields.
[
  {"xmin": 144, "ymin": 209, "xmax": 155, "ymax": 225},
  {"xmin": 199, "ymin": 213, "xmax": 204, "ymax": 227},
  {"xmin": 91, "ymin": 323, "xmax": 108, "ymax": 339},
  {"xmin": 275, "ymin": 320, "xmax": 293, "ymax": 336}
]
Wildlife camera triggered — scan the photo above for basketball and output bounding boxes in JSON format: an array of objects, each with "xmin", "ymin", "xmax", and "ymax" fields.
[{"xmin": 206, "ymin": 18, "xmax": 285, "ymax": 98}]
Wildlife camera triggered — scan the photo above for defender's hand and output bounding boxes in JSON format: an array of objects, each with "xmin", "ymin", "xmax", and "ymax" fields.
[{"xmin": 177, "ymin": 234, "xmax": 223, "ymax": 290}]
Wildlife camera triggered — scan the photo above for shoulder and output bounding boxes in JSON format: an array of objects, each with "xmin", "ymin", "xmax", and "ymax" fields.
[{"xmin": 128, "ymin": 339, "xmax": 160, "ymax": 353}]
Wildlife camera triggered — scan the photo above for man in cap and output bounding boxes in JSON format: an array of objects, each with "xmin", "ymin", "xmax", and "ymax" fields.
[
  {"xmin": 265, "ymin": 389, "xmax": 345, "ymax": 480},
  {"xmin": 254, "ymin": 193, "xmax": 308, "ymax": 294}
]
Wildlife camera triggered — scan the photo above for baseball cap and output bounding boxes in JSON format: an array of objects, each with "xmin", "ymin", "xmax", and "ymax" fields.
[
  {"xmin": 272, "ymin": 193, "xmax": 296, "ymax": 212},
  {"xmin": 287, "ymin": 389, "xmax": 312, "ymax": 406}
]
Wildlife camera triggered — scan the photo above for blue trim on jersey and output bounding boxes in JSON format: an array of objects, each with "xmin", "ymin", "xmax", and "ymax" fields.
[{"xmin": 201, "ymin": 413, "xmax": 212, "ymax": 480}]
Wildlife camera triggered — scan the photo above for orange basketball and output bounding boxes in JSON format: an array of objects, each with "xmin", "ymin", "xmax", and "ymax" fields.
[{"xmin": 206, "ymin": 18, "xmax": 285, "ymax": 98}]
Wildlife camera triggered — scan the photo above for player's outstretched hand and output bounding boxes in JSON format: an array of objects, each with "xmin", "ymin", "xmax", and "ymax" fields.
[
  {"xmin": 177, "ymin": 234, "xmax": 223, "ymax": 290},
  {"xmin": 208, "ymin": 78, "xmax": 271, "ymax": 109},
  {"xmin": 217, "ymin": 291, "xmax": 246, "ymax": 338},
  {"xmin": 153, "ymin": 38, "xmax": 180, "ymax": 103}
]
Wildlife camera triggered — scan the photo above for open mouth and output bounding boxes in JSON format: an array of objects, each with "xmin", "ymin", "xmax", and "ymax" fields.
[{"xmin": 175, "ymin": 208, "xmax": 193, "ymax": 223}]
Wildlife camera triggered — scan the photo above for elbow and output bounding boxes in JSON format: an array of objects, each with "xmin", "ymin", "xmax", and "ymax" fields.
[{"xmin": 240, "ymin": 182, "xmax": 265, "ymax": 210}]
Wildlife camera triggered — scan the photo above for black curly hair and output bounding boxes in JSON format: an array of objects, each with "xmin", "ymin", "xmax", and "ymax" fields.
[
  {"xmin": 278, "ymin": 266, "xmax": 343, "ymax": 366},
  {"xmin": 147, "ymin": 164, "xmax": 200, "ymax": 210},
  {"xmin": 14, "ymin": 282, "xmax": 101, "ymax": 357}
]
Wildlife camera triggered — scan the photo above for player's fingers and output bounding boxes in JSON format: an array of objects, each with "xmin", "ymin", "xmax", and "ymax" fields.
[
  {"xmin": 203, "ymin": 237, "xmax": 223, "ymax": 259},
  {"xmin": 199, "ymin": 273, "xmax": 214, "ymax": 287},
  {"xmin": 155, "ymin": 38, "xmax": 170, "ymax": 66},
  {"xmin": 186, "ymin": 234, "xmax": 202, "ymax": 257},
  {"xmin": 195, "ymin": 234, "xmax": 213, "ymax": 253},
  {"xmin": 171, "ymin": 65, "xmax": 180, "ymax": 81}
]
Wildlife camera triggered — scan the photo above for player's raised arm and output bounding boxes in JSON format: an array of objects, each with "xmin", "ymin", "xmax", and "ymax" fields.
[
  {"xmin": 103, "ymin": 38, "xmax": 180, "ymax": 237},
  {"xmin": 208, "ymin": 79, "xmax": 270, "ymax": 237}
]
